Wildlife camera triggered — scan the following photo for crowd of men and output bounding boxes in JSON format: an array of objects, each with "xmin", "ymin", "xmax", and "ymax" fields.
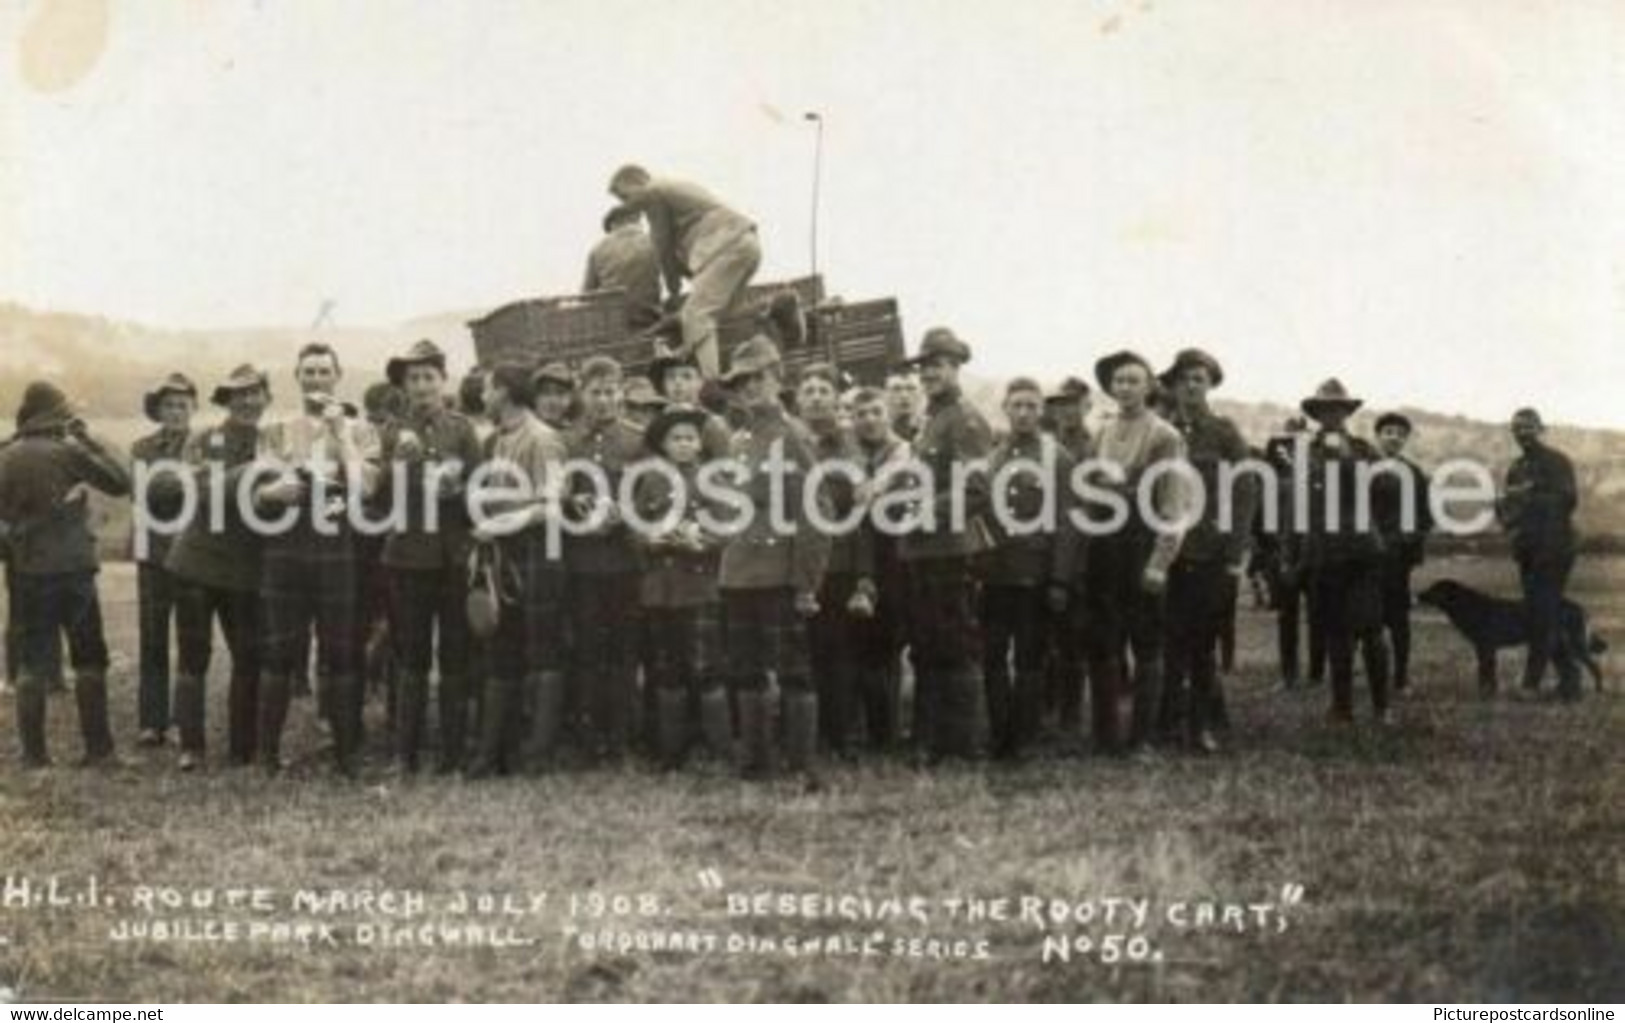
[{"xmin": 0, "ymin": 166, "xmax": 1587, "ymax": 780}]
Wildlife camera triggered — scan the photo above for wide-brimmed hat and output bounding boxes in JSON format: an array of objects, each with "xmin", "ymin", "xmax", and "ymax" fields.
[
  {"xmin": 14, "ymin": 381, "xmax": 75, "ymax": 433},
  {"xmin": 210, "ymin": 364, "xmax": 271, "ymax": 407},
  {"xmin": 721, "ymin": 335, "xmax": 784, "ymax": 386},
  {"xmin": 385, "ymin": 339, "xmax": 448, "ymax": 387},
  {"xmin": 1374, "ymin": 411, "xmax": 1414, "ymax": 435},
  {"xmin": 1093, "ymin": 350, "xmax": 1155, "ymax": 393},
  {"xmin": 899, "ymin": 327, "xmax": 972, "ymax": 369},
  {"xmin": 647, "ymin": 351, "xmax": 699, "ymax": 393},
  {"xmin": 623, "ymin": 377, "xmax": 668, "ymax": 412},
  {"xmin": 531, "ymin": 361, "xmax": 575, "ymax": 392},
  {"xmin": 1301, "ymin": 378, "xmax": 1363, "ymax": 420},
  {"xmin": 644, "ymin": 402, "xmax": 711, "ymax": 453},
  {"xmin": 143, "ymin": 372, "xmax": 198, "ymax": 423},
  {"xmin": 1158, "ymin": 347, "xmax": 1225, "ymax": 389},
  {"xmin": 1044, "ymin": 376, "xmax": 1091, "ymax": 405}
]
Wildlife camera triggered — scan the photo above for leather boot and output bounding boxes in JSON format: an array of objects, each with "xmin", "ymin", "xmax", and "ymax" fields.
[
  {"xmin": 521, "ymin": 671, "xmax": 566, "ymax": 773},
  {"xmin": 174, "ymin": 673, "xmax": 207, "ymax": 755},
  {"xmin": 257, "ymin": 672, "xmax": 292, "ymax": 775},
  {"xmin": 654, "ymin": 687, "xmax": 690, "ymax": 769},
  {"xmin": 17, "ymin": 675, "xmax": 50, "ymax": 768},
  {"xmin": 1011, "ymin": 669, "xmax": 1044, "ymax": 758},
  {"xmin": 935, "ymin": 667, "xmax": 987, "ymax": 760},
  {"xmin": 736, "ymin": 688, "xmax": 773, "ymax": 779},
  {"xmin": 781, "ymin": 688, "xmax": 819, "ymax": 774},
  {"xmin": 227, "ymin": 670, "xmax": 258, "ymax": 765},
  {"xmin": 697, "ymin": 685, "xmax": 733, "ymax": 761},
  {"xmin": 1089, "ymin": 657, "xmax": 1126, "ymax": 755},
  {"xmin": 395, "ymin": 670, "xmax": 427, "ymax": 773},
  {"xmin": 436, "ymin": 674, "xmax": 468, "ymax": 774},
  {"xmin": 1131, "ymin": 661, "xmax": 1164, "ymax": 750},
  {"xmin": 331, "ymin": 673, "xmax": 363, "ymax": 778},
  {"xmin": 74, "ymin": 670, "xmax": 116, "ymax": 764},
  {"xmin": 467, "ymin": 674, "xmax": 511, "ymax": 779}
]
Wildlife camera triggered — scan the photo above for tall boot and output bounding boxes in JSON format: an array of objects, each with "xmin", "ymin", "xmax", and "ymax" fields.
[
  {"xmin": 935, "ymin": 667, "xmax": 987, "ymax": 760},
  {"xmin": 331, "ymin": 673, "xmax": 363, "ymax": 778},
  {"xmin": 395, "ymin": 670, "xmax": 427, "ymax": 773},
  {"xmin": 858, "ymin": 666, "xmax": 896, "ymax": 751},
  {"xmin": 1011, "ymin": 669, "xmax": 1044, "ymax": 758},
  {"xmin": 436, "ymin": 674, "xmax": 468, "ymax": 774},
  {"xmin": 1130, "ymin": 661, "xmax": 1164, "ymax": 750},
  {"xmin": 1089, "ymin": 657, "xmax": 1126, "ymax": 755},
  {"xmin": 74, "ymin": 670, "xmax": 116, "ymax": 764},
  {"xmin": 257, "ymin": 672, "xmax": 292, "ymax": 775},
  {"xmin": 736, "ymin": 688, "xmax": 773, "ymax": 779},
  {"xmin": 227, "ymin": 670, "xmax": 258, "ymax": 766},
  {"xmin": 467, "ymin": 674, "xmax": 511, "ymax": 779},
  {"xmin": 174, "ymin": 673, "xmax": 207, "ymax": 756},
  {"xmin": 521, "ymin": 671, "xmax": 566, "ymax": 774},
  {"xmin": 654, "ymin": 687, "xmax": 690, "ymax": 769},
  {"xmin": 697, "ymin": 685, "xmax": 734, "ymax": 761},
  {"xmin": 17, "ymin": 676, "xmax": 50, "ymax": 768},
  {"xmin": 781, "ymin": 688, "xmax": 819, "ymax": 774}
]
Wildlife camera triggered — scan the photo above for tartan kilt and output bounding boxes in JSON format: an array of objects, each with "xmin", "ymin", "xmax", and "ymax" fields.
[
  {"xmin": 260, "ymin": 527, "xmax": 358, "ymax": 676},
  {"xmin": 490, "ymin": 532, "xmax": 566, "ymax": 676},
  {"xmin": 643, "ymin": 603, "xmax": 723, "ymax": 686},
  {"xmin": 721, "ymin": 587, "xmax": 811, "ymax": 688}
]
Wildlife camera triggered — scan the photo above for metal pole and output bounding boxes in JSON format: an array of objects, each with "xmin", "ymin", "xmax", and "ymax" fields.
[{"xmin": 804, "ymin": 111, "xmax": 823, "ymax": 281}]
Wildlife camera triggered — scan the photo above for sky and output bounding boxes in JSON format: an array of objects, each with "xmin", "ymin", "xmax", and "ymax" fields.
[{"xmin": 3, "ymin": 0, "xmax": 1624, "ymax": 427}]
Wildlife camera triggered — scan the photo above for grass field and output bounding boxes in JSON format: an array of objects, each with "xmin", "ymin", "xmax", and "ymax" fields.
[{"xmin": 0, "ymin": 555, "xmax": 1620, "ymax": 1003}]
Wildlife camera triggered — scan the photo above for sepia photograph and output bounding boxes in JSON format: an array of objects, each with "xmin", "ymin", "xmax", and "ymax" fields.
[{"xmin": 1, "ymin": 0, "xmax": 1622, "ymax": 1007}]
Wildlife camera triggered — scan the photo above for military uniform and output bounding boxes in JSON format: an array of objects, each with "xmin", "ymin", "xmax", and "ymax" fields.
[
  {"xmin": 130, "ymin": 425, "xmax": 191, "ymax": 740},
  {"xmin": 563, "ymin": 415, "xmax": 646, "ymax": 759},
  {"xmin": 1373, "ymin": 449, "xmax": 1432, "ymax": 692},
  {"xmin": 471, "ymin": 408, "xmax": 568, "ymax": 776},
  {"xmin": 803, "ymin": 419, "xmax": 875, "ymax": 756},
  {"xmin": 0, "ymin": 385, "xmax": 131, "ymax": 767},
  {"xmin": 897, "ymin": 381, "xmax": 994, "ymax": 759},
  {"xmin": 1285, "ymin": 387, "xmax": 1394, "ymax": 723},
  {"xmin": 631, "ymin": 419, "xmax": 731, "ymax": 766},
  {"xmin": 165, "ymin": 418, "xmax": 264, "ymax": 763},
  {"xmin": 1500, "ymin": 438, "xmax": 1580, "ymax": 696},
  {"xmin": 979, "ymin": 430, "xmax": 1073, "ymax": 758},
  {"xmin": 717, "ymin": 388, "xmax": 831, "ymax": 776},
  {"xmin": 255, "ymin": 406, "xmax": 382, "ymax": 774},
  {"xmin": 378, "ymin": 401, "xmax": 482, "ymax": 772},
  {"xmin": 851, "ymin": 430, "xmax": 911, "ymax": 749},
  {"xmin": 1161, "ymin": 402, "xmax": 1256, "ymax": 750}
]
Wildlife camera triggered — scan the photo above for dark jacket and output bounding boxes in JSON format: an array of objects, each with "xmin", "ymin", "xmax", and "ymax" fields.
[
  {"xmin": 804, "ymin": 419, "xmax": 874, "ymax": 580},
  {"xmin": 130, "ymin": 427, "xmax": 193, "ymax": 567},
  {"xmin": 632, "ymin": 461, "xmax": 724, "ymax": 608},
  {"xmin": 1374, "ymin": 453, "xmax": 1433, "ymax": 569},
  {"xmin": 1499, "ymin": 442, "xmax": 1577, "ymax": 564},
  {"xmin": 1285, "ymin": 428, "xmax": 1389, "ymax": 573},
  {"xmin": 0, "ymin": 423, "xmax": 131, "ymax": 576},
  {"xmin": 897, "ymin": 385, "xmax": 995, "ymax": 562},
  {"xmin": 979, "ymin": 431, "xmax": 1073, "ymax": 588},
  {"xmin": 163, "ymin": 421, "xmax": 263, "ymax": 593},
  {"xmin": 717, "ymin": 402, "xmax": 830, "ymax": 595},
  {"xmin": 378, "ymin": 404, "xmax": 482, "ymax": 572},
  {"xmin": 1166, "ymin": 405, "xmax": 1256, "ymax": 568},
  {"xmin": 563, "ymin": 417, "xmax": 646, "ymax": 576}
]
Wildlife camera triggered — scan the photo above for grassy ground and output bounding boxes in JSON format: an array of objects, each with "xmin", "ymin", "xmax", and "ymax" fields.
[{"xmin": 0, "ymin": 554, "xmax": 1620, "ymax": 1003}]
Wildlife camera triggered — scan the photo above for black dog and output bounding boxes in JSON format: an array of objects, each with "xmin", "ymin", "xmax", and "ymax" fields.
[{"xmin": 1416, "ymin": 579, "xmax": 1607, "ymax": 696}]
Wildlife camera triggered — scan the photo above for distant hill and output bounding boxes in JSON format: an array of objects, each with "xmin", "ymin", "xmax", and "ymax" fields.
[{"xmin": 4, "ymin": 300, "xmax": 1623, "ymax": 549}]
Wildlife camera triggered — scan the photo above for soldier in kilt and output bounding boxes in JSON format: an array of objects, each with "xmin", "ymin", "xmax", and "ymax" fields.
[
  {"xmin": 796, "ymin": 362, "xmax": 878, "ymax": 758},
  {"xmin": 716, "ymin": 336, "xmax": 831, "ymax": 778},
  {"xmin": 632, "ymin": 403, "xmax": 731, "ymax": 767},
  {"xmin": 378, "ymin": 341, "xmax": 482, "ymax": 774},
  {"xmin": 895, "ymin": 328, "xmax": 995, "ymax": 762},
  {"xmin": 253, "ymin": 344, "xmax": 382, "ymax": 776},
  {"xmin": 468, "ymin": 362, "xmax": 569, "ymax": 776},
  {"xmin": 130, "ymin": 373, "xmax": 198, "ymax": 747},
  {"xmin": 847, "ymin": 387, "xmax": 912, "ymax": 750},
  {"xmin": 561, "ymin": 356, "xmax": 647, "ymax": 762},
  {"xmin": 164, "ymin": 366, "xmax": 271, "ymax": 769}
]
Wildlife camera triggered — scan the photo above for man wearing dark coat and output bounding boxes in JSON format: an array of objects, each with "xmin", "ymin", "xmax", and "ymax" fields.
[{"xmin": 1497, "ymin": 408, "xmax": 1582, "ymax": 699}]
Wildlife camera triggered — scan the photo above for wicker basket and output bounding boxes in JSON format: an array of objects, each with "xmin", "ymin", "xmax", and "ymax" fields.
[{"xmin": 467, "ymin": 291, "xmax": 631, "ymax": 367}]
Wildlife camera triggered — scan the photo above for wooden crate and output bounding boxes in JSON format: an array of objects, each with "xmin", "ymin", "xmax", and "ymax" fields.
[
  {"xmin": 809, "ymin": 299, "xmax": 905, "ymax": 385},
  {"xmin": 467, "ymin": 291, "xmax": 631, "ymax": 367}
]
